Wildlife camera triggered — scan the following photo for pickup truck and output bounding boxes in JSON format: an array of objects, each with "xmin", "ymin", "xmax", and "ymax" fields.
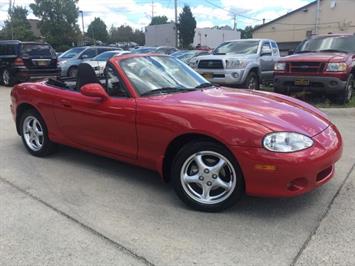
[
  {"xmin": 274, "ymin": 34, "xmax": 355, "ymax": 104},
  {"xmin": 191, "ymin": 39, "xmax": 280, "ymax": 89}
]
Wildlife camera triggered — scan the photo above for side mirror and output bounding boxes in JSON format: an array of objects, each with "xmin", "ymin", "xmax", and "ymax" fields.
[
  {"xmin": 80, "ymin": 83, "xmax": 108, "ymax": 101},
  {"xmin": 288, "ymin": 50, "xmax": 294, "ymax": 55}
]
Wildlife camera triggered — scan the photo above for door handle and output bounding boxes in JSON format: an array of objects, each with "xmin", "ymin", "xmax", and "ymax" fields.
[{"xmin": 60, "ymin": 99, "xmax": 72, "ymax": 108}]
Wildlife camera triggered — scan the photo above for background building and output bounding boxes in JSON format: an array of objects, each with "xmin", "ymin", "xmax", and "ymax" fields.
[
  {"xmin": 193, "ymin": 28, "xmax": 241, "ymax": 49},
  {"xmin": 253, "ymin": 0, "xmax": 355, "ymax": 55},
  {"xmin": 145, "ymin": 23, "xmax": 177, "ymax": 47}
]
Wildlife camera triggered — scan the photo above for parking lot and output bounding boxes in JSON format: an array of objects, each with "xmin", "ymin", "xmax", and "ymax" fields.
[{"xmin": 0, "ymin": 85, "xmax": 355, "ymax": 265}]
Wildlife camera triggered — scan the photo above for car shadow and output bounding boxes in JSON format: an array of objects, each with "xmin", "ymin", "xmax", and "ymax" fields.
[{"xmin": 42, "ymin": 144, "xmax": 327, "ymax": 219}]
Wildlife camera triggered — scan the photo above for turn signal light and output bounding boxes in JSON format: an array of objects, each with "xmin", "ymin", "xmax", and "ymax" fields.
[
  {"xmin": 254, "ymin": 164, "xmax": 276, "ymax": 171},
  {"xmin": 14, "ymin": 58, "xmax": 25, "ymax": 66}
]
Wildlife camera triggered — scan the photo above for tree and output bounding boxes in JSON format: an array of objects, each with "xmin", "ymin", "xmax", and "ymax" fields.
[
  {"xmin": 150, "ymin": 16, "xmax": 168, "ymax": 25},
  {"xmin": 109, "ymin": 25, "xmax": 145, "ymax": 45},
  {"xmin": 238, "ymin": 26, "xmax": 254, "ymax": 39},
  {"xmin": 30, "ymin": 0, "xmax": 81, "ymax": 51},
  {"xmin": 1, "ymin": 6, "xmax": 35, "ymax": 41},
  {"xmin": 178, "ymin": 5, "xmax": 196, "ymax": 48},
  {"xmin": 87, "ymin": 17, "xmax": 109, "ymax": 42}
]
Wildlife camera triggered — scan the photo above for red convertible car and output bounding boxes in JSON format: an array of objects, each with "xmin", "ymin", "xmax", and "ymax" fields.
[{"xmin": 10, "ymin": 54, "xmax": 343, "ymax": 212}]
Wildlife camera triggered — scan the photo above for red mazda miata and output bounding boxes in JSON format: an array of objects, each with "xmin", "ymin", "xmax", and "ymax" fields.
[{"xmin": 10, "ymin": 54, "xmax": 343, "ymax": 211}]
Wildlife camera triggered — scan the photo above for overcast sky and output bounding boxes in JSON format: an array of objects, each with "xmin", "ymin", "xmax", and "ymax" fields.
[{"xmin": 0, "ymin": 0, "xmax": 313, "ymax": 30}]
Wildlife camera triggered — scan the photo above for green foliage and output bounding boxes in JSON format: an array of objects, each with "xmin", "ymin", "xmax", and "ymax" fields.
[
  {"xmin": 109, "ymin": 25, "xmax": 145, "ymax": 45},
  {"xmin": 30, "ymin": 0, "xmax": 80, "ymax": 49},
  {"xmin": 238, "ymin": 26, "xmax": 254, "ymax": 39},
  {"xmin": 1, "ymin": 6, "xmax": 35, "ymax": 41},
  {"xmin": 87, "ymin": 17, "xmax": 109, "ymax": 42},
  {"xmin": 178, "ymin": 5, "xmax": 196, "ymax": 49},
  {"xmin": 150, "ymin": 16, "xmax": 168, "ymax": 25}
]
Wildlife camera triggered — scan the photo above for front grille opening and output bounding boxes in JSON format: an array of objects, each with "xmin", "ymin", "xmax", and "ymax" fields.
[
  {"xmin": 198, "ymin": 60, "xmax": 224, "ymax": 69},
  {"xmin": 316, "ymin": 166, "xmax": 333, "ymax": 182}
]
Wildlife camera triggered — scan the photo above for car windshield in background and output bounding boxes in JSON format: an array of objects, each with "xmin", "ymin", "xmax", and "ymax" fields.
[
  {"xmin": 177, "ymin": 51, "xmax": 198, "ymax": 61},
  {"xmin": 120, "ymin": 56, "xmax": 211, "ymax": 96},
  {"xmin": 93, "ymin": 51, "xmax": 118, "ymax": 61},
  {"xmin": 214, "ymin": 41, "xmax": 259, "ymax": 55},
  {"xmin": 21, "ymin": 44, "xmax": 54, "ymax": 57},
  {"xmin": 295, "ymin": 36, "xmax": 355, "ymax": 53},
  {"xmin": 132, "ymin": 48, "xmax": 156, "ymax": 54},
  {"xmin": 59, "ymin": 47, "xmax": 85, "ymax": 59}
]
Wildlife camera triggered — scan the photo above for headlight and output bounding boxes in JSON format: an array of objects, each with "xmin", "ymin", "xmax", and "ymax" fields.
[
  {"xmin": 225, "ymin": 59, "xmax": 247, "ymax": 69},
  {"xmin": 263, "ymin": 132, "xmax": 313, "ymax": 153},
  {"xmin": 274, "ymin": 62, "xmax": 286, "ymax": 71},
  {"xmin": 325, "ymin": 62, "xmax": 347, "ymax": 72}
]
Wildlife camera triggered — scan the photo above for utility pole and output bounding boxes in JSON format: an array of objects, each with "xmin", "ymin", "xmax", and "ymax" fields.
[
  {"xmin": 9, "ymin": 0, "xmax": 14, "ymax": 39},
  {"xmin": 151, "ymin": 0, "xmax": 154, "ymax": 19},
  {"xmin": 175, "ymin": 0, "xmax": 178, "ymax": 47},
  {"xmin": 315, "ymin": 0, "xmax": 320, "ymax": 34},
  {"xmin": 233, "ymin": 15, "xmax": 237, "ymax": 30}
]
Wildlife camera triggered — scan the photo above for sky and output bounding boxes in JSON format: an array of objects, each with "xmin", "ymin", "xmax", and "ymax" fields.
[{"xmin": 0, "ymin": 0, "xmax": 314, "ymax": 30}]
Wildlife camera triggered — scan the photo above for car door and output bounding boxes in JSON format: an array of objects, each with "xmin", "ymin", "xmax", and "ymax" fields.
[
  {"xmin": 259, "ymin": 41, "xmax": 274, "ymax": 82},
  {"xmin": 52, "ymin": 63, "xmax": 137, "ymax": 159}
]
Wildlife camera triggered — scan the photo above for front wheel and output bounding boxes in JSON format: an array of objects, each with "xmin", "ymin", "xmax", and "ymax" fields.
[
  {"xmin": 171, "ymin": 141, "xmax": 244, "ymax": 212},
  {"xmin": 20, "ymin": 109, "xmax": 56, "ymax": 157},
  {"xmin": 242, "ymin": 72, "xmax": 260, "ymax": 90},
  {"xmin": 334, "ymin": 74, "xmax": 353, "ymax": 104}
]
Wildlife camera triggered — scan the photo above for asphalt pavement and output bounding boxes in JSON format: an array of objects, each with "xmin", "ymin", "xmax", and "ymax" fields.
[{"xmin": 0, "ymin": 86, "xmax": 354, "ymax": 266}]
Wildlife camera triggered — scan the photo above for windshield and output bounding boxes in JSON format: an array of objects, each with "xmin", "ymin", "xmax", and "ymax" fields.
[
  {"xmin": 214, "ymin": 41, "xmax": 259, "ymax": 55},
  {"xmin": 132, "ymin": 48, "xmax": 156, "ymax": 54},
  {"xmin": 93, "ymin": 51, "xmax": 118, "ymax": 61},
  {"xmin": 120, "ymin": 56, "xmax": 210, "ymax": 96},
  {"xmin": 296, "ymin": 36, "xmax": 355, "ymax": 53},
  {"xmin": 59, "ymin": 47, "xmax": 85, "ymax": 59},
  {"xmin": 21, "ymin": 44, "xmax": 55, "ymax": 57}
]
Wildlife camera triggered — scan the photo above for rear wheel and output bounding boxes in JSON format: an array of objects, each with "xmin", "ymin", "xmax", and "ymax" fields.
[
  {"xmin": 334, "ymin": 74, "xmax": 353, "ymax": 104},
  {"xmin": 68, "ymin": 66, "xmax": 78, "ymax": 78},
  {"xmin": 20, "ymin": 109, "xmax": 56, "ymax": 157},
  {"xmin": 242, "ymin": 72, "xmax": 260, "ymax": 90},
  {"xmin": 171, "ymin": 141, "xmax": 244, "ymax": 212},
  {"xmin": 1, "ymin": 68, "xmax": 13, "ymax": 86}
]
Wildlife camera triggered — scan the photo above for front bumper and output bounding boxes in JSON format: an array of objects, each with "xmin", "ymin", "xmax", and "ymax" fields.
[
  {"xmin": 232, "ymin": 124, "xmax": 343, "ymax": 197},
  {"xmin": 274, "ymin": 75, "xmax": 347, "ymax": 94},
  {"xmin": 196, "ymin": 68, "xmax": 246, "ymax": 85}
]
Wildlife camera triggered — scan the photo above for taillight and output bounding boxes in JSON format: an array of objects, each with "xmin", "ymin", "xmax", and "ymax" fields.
[{"xmin": 14, "ymin": 58, "xmax": 25, "ymax": 66}]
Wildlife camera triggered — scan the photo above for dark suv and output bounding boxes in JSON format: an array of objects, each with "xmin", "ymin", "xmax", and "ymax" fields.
[
  {"xmin": 274, "ymin": 34, "xmax": 355, "ymax": 103},
  {"xmin": 0, "ymin": 40, "xmax": 60, "ymax": 86}
]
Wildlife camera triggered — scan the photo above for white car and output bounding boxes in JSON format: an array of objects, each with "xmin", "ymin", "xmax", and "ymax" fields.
[{"xmin": 87, "ymin": 50, "xmax": 130, "ymax": 76}]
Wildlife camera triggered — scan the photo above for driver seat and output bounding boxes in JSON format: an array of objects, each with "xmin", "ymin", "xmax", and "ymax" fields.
[{"xmin": 75, "ymin": 63, "xmax": 101, "ymax": 90}]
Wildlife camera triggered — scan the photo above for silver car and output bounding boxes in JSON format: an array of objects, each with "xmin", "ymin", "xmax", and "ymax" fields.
[{"xmin": 58, "ymin": 46, "xmax": 120, "ymax": 77}]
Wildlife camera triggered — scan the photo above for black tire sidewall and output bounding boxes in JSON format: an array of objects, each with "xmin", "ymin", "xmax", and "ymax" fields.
[
  {"xmin": 68, "ymin": 66, "xmax": 78, "ymax": 78},
  {"xmin": 244, "ymin": 72, "xmax": 260, "ymax": 90},
  {"xmin": 20, "ymin": 109, "xmax": 55, "ymax": 157},
  {"xmin": 171, "ymin": 141, "xmax": 244, "ymax": 212},
  {"xmin": 336, "ymin": 74, "xmax": 353, "ymax": 104},
  {"xmin": 1, "ymin": 68, "xmax": 13, "ymax": 86}
]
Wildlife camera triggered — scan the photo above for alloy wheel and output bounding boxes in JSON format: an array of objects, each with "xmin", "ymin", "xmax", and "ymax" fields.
[
  {"xmin": 180, "ymin": 151, "xmax": 237, "ymax": 205},
  {"xmin": 2, "ymin": 69, "xmax": 10, "ymax": 85},
  {"xmin": 22, "ymin": 116, "xmax": 44, "ymax": 152}
]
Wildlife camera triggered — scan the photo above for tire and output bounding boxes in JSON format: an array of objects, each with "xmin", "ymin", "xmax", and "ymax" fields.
[
  {"xmin": 1, "ymin": 68, "xmax": 14, "ymax": 86},
  {"xmin": 242, "ymin": 72, "xmax": 260, "ymax": 90},
  {"xmin": 20, "ymin": 109, "xmax": 56, "ymax": 157},
  {"xmin": 171, "ymin": 141, "xmax": 244, "ymax": 212},
  {"xmin": 334, "ymin": 74, "xmax": 353, "ymax": 104},
  {"xmin": 68, "ymin": 66, "xmax": 78, "ymax": 78}
]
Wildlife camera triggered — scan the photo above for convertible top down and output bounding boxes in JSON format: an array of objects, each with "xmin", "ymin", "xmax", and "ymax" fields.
[{"xmin": 10, "ymin": 54, "xmax": 343, "ymax": 211}]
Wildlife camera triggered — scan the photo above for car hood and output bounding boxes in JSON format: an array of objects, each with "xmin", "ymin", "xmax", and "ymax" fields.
[
  {"xmin": 161, "ymin": 88, "xmax": 330, "ymax": 137},
  {"xmin": 281, "ymin": 52, "xmax": 348, "ymax": 63}
]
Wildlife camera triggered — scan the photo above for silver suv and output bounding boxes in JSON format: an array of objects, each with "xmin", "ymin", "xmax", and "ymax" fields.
[{"xmin": 191, "ymin": 39, "xmax": 280, "ymax": 89}]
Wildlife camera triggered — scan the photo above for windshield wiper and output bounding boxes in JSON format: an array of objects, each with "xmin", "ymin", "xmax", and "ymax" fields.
[
  {"xmin": 295, "ymin": 50, "xmax": 316, "ymax": 54},
  {"xmin": 141, "ymin": 87, "xmax": 195, "ymax": 96},
  {"xmin": 195, "ymin": 82, "xmax": 215, "ymax": 89},
  {"xmin": 318, "ymin": 49, "xmax": 348, "ymax": 54}
]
